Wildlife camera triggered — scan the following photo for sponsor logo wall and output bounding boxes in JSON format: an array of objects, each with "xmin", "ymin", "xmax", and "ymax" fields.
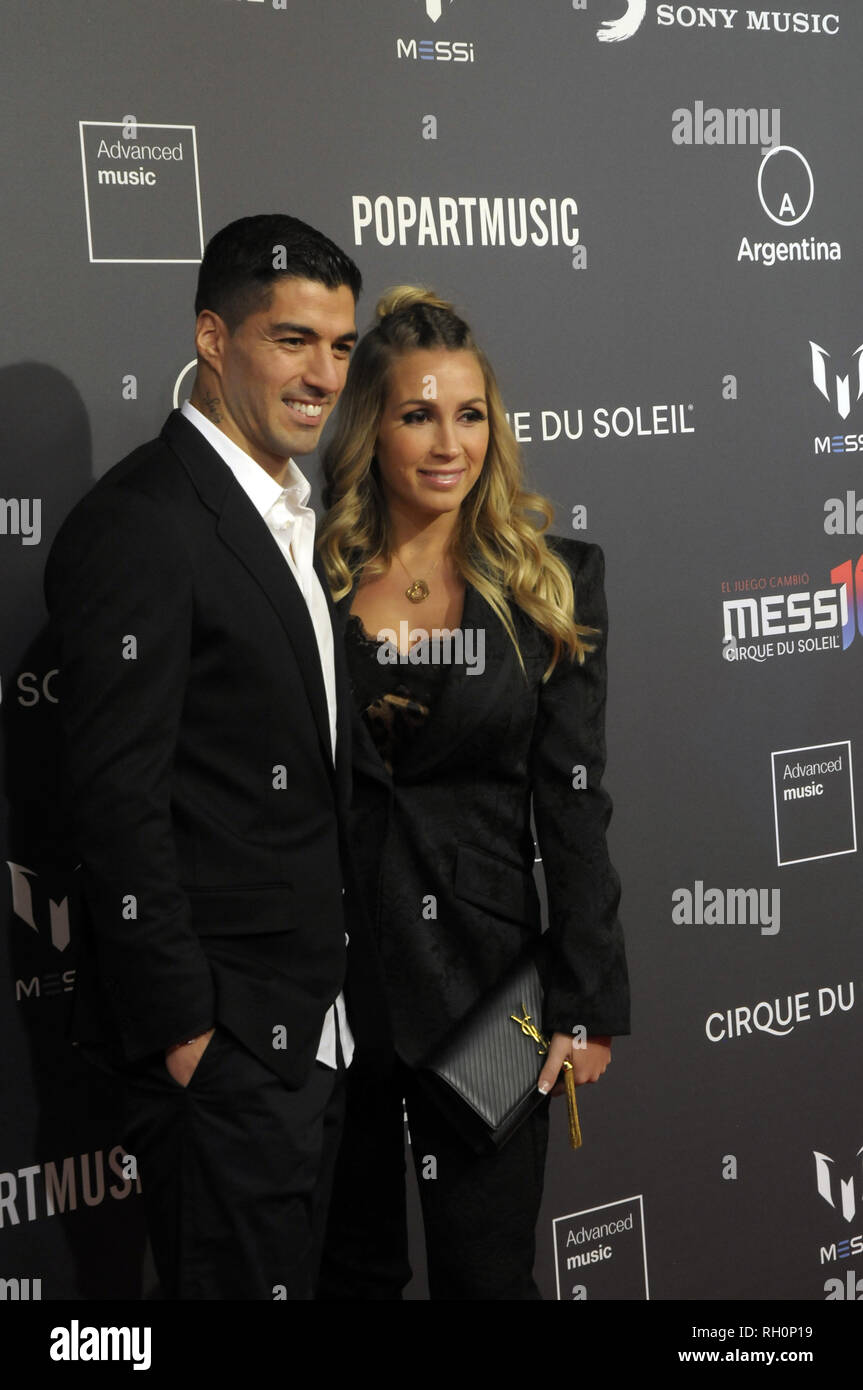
[{"xmin": 1, "ymin": 0, "xmax": 862, "ymax": 1306}]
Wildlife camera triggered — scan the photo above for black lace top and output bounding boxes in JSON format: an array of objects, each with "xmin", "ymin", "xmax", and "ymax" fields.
[{"xmin": 344, "ymin": 613, "xmax": 452, "ymax": 773}]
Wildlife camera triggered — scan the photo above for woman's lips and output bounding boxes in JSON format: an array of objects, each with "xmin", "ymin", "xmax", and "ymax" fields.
[{"xmin": 417, "ymin": 468, "xmax": 465, "ymax": 488}]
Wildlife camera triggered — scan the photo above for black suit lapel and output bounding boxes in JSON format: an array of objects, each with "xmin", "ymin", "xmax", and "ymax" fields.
[
  {"xmin": 333, "ymin": 583, "xmax": 388, "ymax": 789},
  {"xmin": 314, "ymin": 548, "xmax": 352, "ymax": 808},
  {"xmin": 162, "ymin": 411, "xmax": 334, "ymax": 772},
  {"xmin": 216, "ymin": 503, "xmax": 334, "ymax": 765}
]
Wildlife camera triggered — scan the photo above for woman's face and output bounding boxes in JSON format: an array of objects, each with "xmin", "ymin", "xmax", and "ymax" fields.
[{"xmin": 373, "ymin": 348, "xmax": 489, "ymax": 524}]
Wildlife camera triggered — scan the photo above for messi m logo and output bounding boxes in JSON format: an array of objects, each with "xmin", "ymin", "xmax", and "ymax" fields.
[
  {"xmin": 6, "ymin": 862, "xmax": 71, "ymax": 952},
  {"xmin": 814, "ymin": 1148, "xmax": 863, "ymax": 1224},
  {"xmin": 810, "ymin": 341, "xmax": 863, "ymax": 421},
  {"xmin": 423, "ymin": 0, "xmax": 448, "ymax": 20}
]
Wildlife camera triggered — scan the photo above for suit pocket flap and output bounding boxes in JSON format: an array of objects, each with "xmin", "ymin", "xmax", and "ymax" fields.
[{"xmin": 454, "ymin": 843, "xmax": 533, "ymax": 924}]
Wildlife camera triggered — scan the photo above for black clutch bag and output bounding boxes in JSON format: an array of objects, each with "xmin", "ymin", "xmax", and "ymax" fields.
[{"xmin": 417, "ymin": 953, "xmax": 551, "ymax": 1154}]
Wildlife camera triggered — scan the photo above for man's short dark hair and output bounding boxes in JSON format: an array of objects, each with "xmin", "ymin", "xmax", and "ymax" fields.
[{"xmin": 195, "ymin": 214, "xmax": 362, "ymax": 329}]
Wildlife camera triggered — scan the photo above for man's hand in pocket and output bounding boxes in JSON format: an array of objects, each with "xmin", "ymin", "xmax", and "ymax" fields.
[{"xmin": 164, "ymin": 1027, "xmax": 216, "ymax": 1087}]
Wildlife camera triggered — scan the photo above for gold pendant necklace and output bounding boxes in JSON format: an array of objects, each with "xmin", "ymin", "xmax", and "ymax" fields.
[
  {"xmin": 394, "ymin": 550, "xmax": 442, "ymax": 604},
  {"xmin": 405, "ymin": 578, "xmax": 430, "ymax": 604}
]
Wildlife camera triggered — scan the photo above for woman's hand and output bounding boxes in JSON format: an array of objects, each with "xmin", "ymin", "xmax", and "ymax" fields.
[{"xmin": 538, "ymin": 1033, "xmax": 612, "ymax": 1096}]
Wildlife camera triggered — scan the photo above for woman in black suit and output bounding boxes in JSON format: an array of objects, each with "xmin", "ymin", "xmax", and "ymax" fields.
[{"xmin": 317, "ymin": 288, "xmax": 628, "ymax": 1300}]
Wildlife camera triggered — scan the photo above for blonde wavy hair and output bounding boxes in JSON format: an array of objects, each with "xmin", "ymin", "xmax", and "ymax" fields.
[{"xmin": 319, "ymin": 286, "xmax": 597, "ymax": 675}]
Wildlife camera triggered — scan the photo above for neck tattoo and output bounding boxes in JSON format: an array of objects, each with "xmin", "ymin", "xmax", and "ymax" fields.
[{"xmin": 203, "ymin": 391, "xmax": 223, "ymax": 424}]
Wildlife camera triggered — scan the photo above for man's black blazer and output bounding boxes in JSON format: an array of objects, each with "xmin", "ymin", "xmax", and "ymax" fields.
[
  {"xmin": 339, "ymin": 538, "xmax": 629, "ymax": 1068},
  {"xmin": 45, "ymin": 410, "xmax": 367, "ymax": 1088}
]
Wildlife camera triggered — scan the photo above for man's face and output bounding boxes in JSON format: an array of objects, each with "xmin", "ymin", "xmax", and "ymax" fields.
[{"xmin": 199, "ymin": 277, "xmax": 358, "ymax": 474}]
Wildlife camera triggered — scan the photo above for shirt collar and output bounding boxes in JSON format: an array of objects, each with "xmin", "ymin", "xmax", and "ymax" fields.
[{"xmin": 181, "ymin": 400, "xmax": 311, "ymax": 520}]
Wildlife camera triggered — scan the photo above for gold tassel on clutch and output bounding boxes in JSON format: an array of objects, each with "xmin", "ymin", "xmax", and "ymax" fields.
[{"xmin": 562, "ymin": 1061, "xmax": 582, "ymax": 1149}]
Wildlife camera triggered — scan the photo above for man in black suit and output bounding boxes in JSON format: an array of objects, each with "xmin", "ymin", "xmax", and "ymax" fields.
[{"xmin": 45, "ymin": 215, "xmax": 367, "ymax": 1299}]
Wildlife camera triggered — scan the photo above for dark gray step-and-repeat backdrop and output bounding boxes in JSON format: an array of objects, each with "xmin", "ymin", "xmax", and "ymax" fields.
[{"xmin": 1, "ymin": 0, "xmax": 861, "ymax": 1304}]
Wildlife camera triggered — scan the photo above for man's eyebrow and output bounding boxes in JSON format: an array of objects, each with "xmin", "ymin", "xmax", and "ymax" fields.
[{"xmin": 268, "ymin": 320, "xmax": 359, "ymax": 343}]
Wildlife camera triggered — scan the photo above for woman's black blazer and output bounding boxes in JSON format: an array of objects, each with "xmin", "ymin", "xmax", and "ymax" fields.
[{"xmin": 339, "ymin": 536, "xmax": 629, "ymax": 1067}]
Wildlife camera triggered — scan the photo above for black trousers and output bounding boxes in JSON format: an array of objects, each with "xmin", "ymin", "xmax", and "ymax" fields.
[
  {"xmin": 118, "ymin": 1023, "xmax": 344, "ymax": 1300},
  {"xmin": 318, "ymin": 1056, "xmax": 550, "ymax": 1301}
]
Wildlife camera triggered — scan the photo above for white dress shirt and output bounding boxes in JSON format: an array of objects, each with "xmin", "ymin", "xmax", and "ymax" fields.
[{"xmin": 181, "ymin": 400, "xmax": 353, "ymax": 1068}]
